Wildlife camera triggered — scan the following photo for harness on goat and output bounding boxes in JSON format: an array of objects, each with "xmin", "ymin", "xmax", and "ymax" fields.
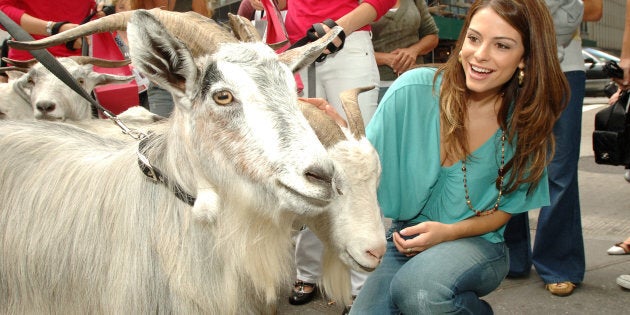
[
  {"xmin": 137, "ymin": 133, "xmax": 196, "ymax": 206},
  {"xmin": 0, "ymin": 11, "xmax": 195, "ymax": 206}
]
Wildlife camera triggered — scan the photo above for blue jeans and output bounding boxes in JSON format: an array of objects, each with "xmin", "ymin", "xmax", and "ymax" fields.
[
  {"xmin": 351, "ymin": 222, "xmax": 508, "ymax": 315},
  {"xmin": 504, "ymin": 70, "xmax": 585, "ymax": 284}
]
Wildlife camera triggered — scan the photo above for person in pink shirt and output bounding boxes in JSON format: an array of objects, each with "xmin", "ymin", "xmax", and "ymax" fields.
[
  {"xmin": 0, "ymin": 0, "xmax": 100, "ymax": 61},
  {"xmin": 250, "ymin": 0, "xmax": 396, "ymax": 310}
]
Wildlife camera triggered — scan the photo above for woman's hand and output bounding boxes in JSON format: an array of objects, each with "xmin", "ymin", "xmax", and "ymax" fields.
[
  {"xmin": 389, "ymin": 47, "xmax": 418, "ymax": 75},
  {"xmin": 299, "ymin": 97, "xmax": 348, "ymax": 127},
  {"xmin": 609, "ymin": 87, "xmax": 621, "ymax": 105},
  {"xmin": 249, "ymin": 0, "xmax": 264, "ymax": 11},
  {"xmin": 392, "ymin": 221, "xmax": 454, "ymax": 257}
]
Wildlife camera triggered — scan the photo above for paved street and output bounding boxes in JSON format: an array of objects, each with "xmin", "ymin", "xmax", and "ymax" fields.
[{"xmin": 277, "ymin": 97, "xmax": 630, "ymax": 314}]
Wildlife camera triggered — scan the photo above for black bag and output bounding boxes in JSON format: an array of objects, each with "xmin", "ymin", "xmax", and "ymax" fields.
[{"xmin": 593, "ymin": 90, "xmax": 630, "ymax": 166}]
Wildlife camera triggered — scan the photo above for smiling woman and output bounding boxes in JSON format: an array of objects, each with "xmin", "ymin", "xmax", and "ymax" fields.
[{"xmin": 349, "ymin": 0, "xmax": 569, "ymax": 314}]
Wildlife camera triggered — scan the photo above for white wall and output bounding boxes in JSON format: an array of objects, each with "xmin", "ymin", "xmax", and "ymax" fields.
[{"xmin": 586, "ymin": 0, "xmax": 626, "ymax": 53}]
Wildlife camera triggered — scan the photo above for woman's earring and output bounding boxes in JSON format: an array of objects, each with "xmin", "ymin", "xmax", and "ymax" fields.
[
  {"xmin": 518, "ymin": 68, "xmax": 525, "ymax": 86},
  {"xmin": 458, "ymin": 51, "xmax": 462, "ymax": 63}
]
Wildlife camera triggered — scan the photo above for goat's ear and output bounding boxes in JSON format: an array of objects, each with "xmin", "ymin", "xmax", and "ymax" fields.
[
  {"xmin": 126, "ymin": 10, "xmax": 198, "ymax": 106},
  {"xmin": 5, "ymin": 70, "xmax": 25, "ymax": 81},
  {"xmin": 278, "ymin": 27, "xmax": 343, "ymax": 73}
]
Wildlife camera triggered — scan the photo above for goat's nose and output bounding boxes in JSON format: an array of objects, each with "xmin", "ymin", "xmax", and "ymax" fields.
[
  {"xmin": 367, "ymin": 245, "xmax": 386, "ymax": 262},
  {"xmin": 36, "ymin": 101, "xmax": 56, "ymax": 113}
]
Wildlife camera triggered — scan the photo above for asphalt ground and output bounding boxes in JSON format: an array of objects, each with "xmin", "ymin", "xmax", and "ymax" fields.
[{"xmin": 276, "ymin": 97, "xmax": 630, "ymax": 315}]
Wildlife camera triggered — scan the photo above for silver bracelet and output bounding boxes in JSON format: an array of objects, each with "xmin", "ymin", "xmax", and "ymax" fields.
[{"xmin": 45, "ymin": 21, "xmax": 54, "ymax": 35}]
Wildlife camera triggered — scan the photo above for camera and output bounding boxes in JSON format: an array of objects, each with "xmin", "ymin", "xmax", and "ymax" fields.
[{"xmin": 603, "ymin": 60, "xmax": 624, "ymax": 79}]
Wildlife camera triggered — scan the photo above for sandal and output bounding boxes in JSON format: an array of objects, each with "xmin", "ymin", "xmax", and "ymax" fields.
[
  {"xmin": 607, "ymin": 242, "xmax": 630, "ymax": 255},
  {"xmin": 545, "ymin": 282, "xmax": 576, "ymax": 296},
  {"xmin": 288, "ymin": 280, "xmax": 317, "ymax": 305}
]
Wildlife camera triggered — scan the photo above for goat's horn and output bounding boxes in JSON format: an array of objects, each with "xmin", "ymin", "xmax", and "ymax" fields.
[
  {"xmin": 228, "ymin": 12, "xmax": 261, "ymax": 43},
  {"xmin": 8, "ymin": 10, "xmax": 135, "ymax": 51},
  {"xmin": 9, "ymin": 9, "xmax": 236, "ymax": 58},
  {"xmin": 0, "ymin": 66, "xmax": 29, "ymax": 73},
  {"xmin": 2, "ymin": 57, "xmax": 37, "ymax": 68},
  {"xmin": 278, "ymin": 26, "xmax": 343, "ymax": 72},
  {"xmin": 227, "ymin": 13, "xmax": 288, "ymax": 51},
  {"xmin": 298, "ymin": 100, "xmax": 346, "ymax": 148},
  {"xmin": 339, "ymin": 86, "xmax": 375, "ymax": 139},
  {"xmin": 69, "ymin": 56, "xmax": 131, "ymax": 68}
]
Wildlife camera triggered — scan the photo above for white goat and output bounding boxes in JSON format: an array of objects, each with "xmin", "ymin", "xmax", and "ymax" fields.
[
  {"xmin": 0, "ymin": 10, "xmax": 384, "ymax": 314},
  {"xmin": 0, "ymin": 70, "xmax": 32, "ymax": 119},
  {"xmin": 0, "ymin": 57, "xmax": 132, "ymax": 120}
]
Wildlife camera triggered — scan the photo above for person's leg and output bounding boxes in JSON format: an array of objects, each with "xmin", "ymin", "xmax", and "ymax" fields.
[
  {"xmin": 503, "ymin": 212, "xmax": 533, "ymax": 277},
  {"xmin": 532, "ymin": 70, "xmax": 585, "ymax": 285},
  {"xmin": 350, "ymin": 269, "xmax": 368, "ymax": 296},
  {"xmin": 294, "ymin": 227, "xmax": 324, "ymax": 284},
  {"xmin": 391, "ymin": 237, "xmax": 507, "ymax": 315},
  {"xmin": 350, "ymin": 223, "xmax": 407, "ymax": 315},
  {"xmin": 289, "ymin": 227, "xmax": 322, "ymax": 305},
  {"xmin": 316, "ymin": 31, "xmax": 380, "ymax": 125}
]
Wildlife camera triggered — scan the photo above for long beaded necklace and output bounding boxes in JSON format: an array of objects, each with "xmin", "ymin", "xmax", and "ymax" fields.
[{"xmin": 461, "ymin": 131, "xmax": 506, "ymax": 216}]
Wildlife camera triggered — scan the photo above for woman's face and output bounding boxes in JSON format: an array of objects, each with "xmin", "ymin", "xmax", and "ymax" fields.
[{"xmin": 460, "ymin": 7, "xmax": 525, "ymax": 98}]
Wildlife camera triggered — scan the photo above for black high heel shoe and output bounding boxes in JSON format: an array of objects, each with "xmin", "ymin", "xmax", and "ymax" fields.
[{"xmin": 288, "ymin": 280, "xmax": 317, "ymax": 305}]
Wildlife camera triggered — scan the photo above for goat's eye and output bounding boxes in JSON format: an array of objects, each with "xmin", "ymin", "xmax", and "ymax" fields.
[
  {"xmin": 77, "ymin": 78, "xmax": 85, "ymax": 85},
  {"xmin": 212, "ymin": 90, "xmax": 233, "ymax": 105}
]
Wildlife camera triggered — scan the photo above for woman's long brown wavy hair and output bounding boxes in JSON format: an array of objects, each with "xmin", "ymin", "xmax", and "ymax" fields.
[{"xmin": 437, "ymin": 0, "xmax": 569, "ymax": 194}]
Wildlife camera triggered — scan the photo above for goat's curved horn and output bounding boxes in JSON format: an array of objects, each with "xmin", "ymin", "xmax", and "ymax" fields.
[
  {"xmin": 339, "ymin": 86, "xmax": 375, "ymax": 139},
  {"xmin": 2, "ymin": 57, "xmax": 37, "ymax": 69},
  {"xmin": 8, "ymin": 9, "xmax": 236, "ymax": 57},
  {"xmin": 227, "ymin": 12, "xmax": 288, "ymax": 51},
  {"xmin": 298, "ymin": 100, "xmax": 346, "ymax": 148},
  {"xmin": 0, "ymin": 66, "xmax": 29, "ymax": 73},
  {"xmin": 228, "ymin": 12, "xmax": 261, "ymax": 43},
  {"xmin": 69, "ymin": 56, "xmax": 131, "ymax": 68},
  {"xmin": 278, "ymin": 26, "xmax": 343, "ymax": 72},
  {"xmin": 8, "ymin": 10, "xmax": 135, "ymax": 51}
]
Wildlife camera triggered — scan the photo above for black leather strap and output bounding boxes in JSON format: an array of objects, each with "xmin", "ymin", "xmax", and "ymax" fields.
[
  {"xmin": 65, "ymin": 38, "xmax": 79, "ymax": 51},
  {"xmin": 51, "ymin": 21, "xmax": 70, "ymax": 35},
  {"xmin": 138, "ymin": 135, "xmax": 196, "ymax": 206}
]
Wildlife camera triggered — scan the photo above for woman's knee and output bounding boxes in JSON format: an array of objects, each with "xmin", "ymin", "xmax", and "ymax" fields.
[{"xmin": 390, "ymin": 270, "xmax": 450, "ymax": 312}]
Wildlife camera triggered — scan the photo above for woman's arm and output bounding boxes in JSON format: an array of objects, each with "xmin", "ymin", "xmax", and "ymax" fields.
[
  {"xmin": 191, "ymin": 0, "xmax": 210, "ymax": 16},
  {"xmin": 393, "ymin": 210, "xmax": 511, "ymax": 255},
  {"xmin": 389, "ymin": 34, "xmax": 438, "ymax": 74},
  {"xmin": 582, "ymin": 0, "xmax": 603, "ymax": 22}
]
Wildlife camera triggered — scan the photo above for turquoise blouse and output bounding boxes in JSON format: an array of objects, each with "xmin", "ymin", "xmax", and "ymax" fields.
[{"xmin": 366, "ymin": 67, "xmax": 550, "ymax": 243}]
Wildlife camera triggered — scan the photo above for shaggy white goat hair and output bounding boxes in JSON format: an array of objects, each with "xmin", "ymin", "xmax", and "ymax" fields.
[
  {"xmin": 0, "ymin": 10, "xmax": 385, "ymax": 314},
  {"xmin": 0, "ymin": 71, "xmax": 31, "ymax": 119},
  {"xmin": 0, "ymin": 57, "xmax": 132, "ymax": 120}
]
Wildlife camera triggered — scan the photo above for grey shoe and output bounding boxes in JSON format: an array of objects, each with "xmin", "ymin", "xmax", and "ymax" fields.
[{"xmin": 616, "ymin": 274, "xmax": 630, "ymax": 289}]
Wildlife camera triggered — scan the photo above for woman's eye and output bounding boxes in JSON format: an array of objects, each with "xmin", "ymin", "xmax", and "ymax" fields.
[{"xmin": 467, "ymin": 34, "xmax": 479, "ymax": 43}]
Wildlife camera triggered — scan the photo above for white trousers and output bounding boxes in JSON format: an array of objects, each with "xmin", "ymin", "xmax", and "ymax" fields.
[
  {"xmin": 295, "ymin": 31, "xmax": 379, "ymax": 295},
  {"xmin": 297, "ymin": 31, "xmax": 380, "ymax": 123}
]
